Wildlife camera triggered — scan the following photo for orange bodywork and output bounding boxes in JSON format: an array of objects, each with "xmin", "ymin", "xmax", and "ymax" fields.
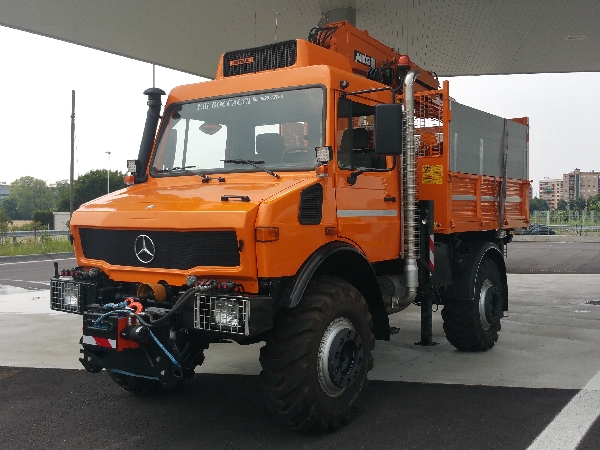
[{"xmin": 70, "ymin": 35, "xmax": 529, "ymax": 295}]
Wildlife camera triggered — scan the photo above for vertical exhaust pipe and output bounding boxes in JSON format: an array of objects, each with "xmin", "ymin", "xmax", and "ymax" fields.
[
  {"xmin": 401, "ymin": 70, "xmax": 420, "ymax": 302},
  {"xmin": 135, "ymin": 87, "xmax": 166, "ymax": 182}
]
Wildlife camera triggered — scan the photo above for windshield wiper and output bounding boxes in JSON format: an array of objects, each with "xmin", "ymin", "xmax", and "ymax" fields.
[
  {"xmin": 221, "ymin": 159, "xmax": 280, "ymax": 179},
  {"xmin": 158, "ymin": 165, "xmax": 196, "ymax": 173}
]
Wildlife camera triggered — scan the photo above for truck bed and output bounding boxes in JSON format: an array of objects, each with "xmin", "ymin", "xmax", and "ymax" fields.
[{"xmin": 413, "ymin": 82, "xmax": 530, "ymax": 234}]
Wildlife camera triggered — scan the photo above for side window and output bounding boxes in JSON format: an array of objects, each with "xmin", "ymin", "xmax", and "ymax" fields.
[{"xmin": 336, "ymin": 97, "xmax": 385, "ymax": 170}]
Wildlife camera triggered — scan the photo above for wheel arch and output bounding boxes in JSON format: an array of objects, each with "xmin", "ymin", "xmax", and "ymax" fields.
[
  {"xmin": 449, "ymin": 241, "xmax": 508, "ymax": 311},
  {"xmin": 282, "ymin": 241, "xmax": 390, "ymax": 340}
]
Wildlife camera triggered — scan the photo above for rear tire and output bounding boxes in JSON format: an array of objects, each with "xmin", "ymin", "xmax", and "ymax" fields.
[
  {"xmin": 260, "ymin": 275, "xmax": 375, "ymax": 432},
  {"xmin": 442, "ymin": 258, "xmax": 504, "ymax": 351}
]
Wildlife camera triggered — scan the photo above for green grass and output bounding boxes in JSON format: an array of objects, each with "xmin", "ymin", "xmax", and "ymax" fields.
[{"xmin": 0, "ymin": 237, "xmax": 73, "ymax": 257}]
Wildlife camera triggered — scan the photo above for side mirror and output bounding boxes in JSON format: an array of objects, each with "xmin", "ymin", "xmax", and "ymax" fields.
[{"xmin": 374, "ymin": 103, "xmax": 403, "ymax": 155}]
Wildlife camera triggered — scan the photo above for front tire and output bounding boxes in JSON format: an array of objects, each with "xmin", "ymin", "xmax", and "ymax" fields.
[
  {"xmin": 107, "ymin": 370, "xmax": 162, "ymax": 394},
  {"xmin": 260, "ymin": 275, "xmax": 375, "ymax": 432},
  {"xmin": 442, "ymin": 258, "xmax": 504, "ymax": 351}
]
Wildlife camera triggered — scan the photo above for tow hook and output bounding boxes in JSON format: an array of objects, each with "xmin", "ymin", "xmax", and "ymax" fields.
[{"xmin": 79, "ymin": 348, "xmax": 103, "ymax": 373}]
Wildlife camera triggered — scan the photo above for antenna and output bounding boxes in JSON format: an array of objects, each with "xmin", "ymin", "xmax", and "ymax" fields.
[
  {"xmin": 275, "ymin": 12, "xmax": 280, "ymax": 42},
  {"xmin": 70, "ymin": 90, "xmax": 75, "ymax": 218}
]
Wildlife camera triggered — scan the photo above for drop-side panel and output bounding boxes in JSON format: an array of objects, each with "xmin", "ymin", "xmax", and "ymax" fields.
[
  {"xmin": 448, "ymin": 102, "xmax": 528, "ymax": 180},
  {"xmin": 414, "ymin": 82, "xmax": 530, "ymax": 233}
]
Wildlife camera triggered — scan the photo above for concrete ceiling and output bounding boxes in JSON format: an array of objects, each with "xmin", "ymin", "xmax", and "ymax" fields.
[{"xmin": 1, "ymin": 0, "xmax": 598, "ymax": 78}]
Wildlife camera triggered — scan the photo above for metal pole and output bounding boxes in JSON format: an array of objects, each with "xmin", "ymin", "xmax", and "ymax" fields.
[
  {"xmin": 105, "ymin": 151, "xmax": 111, "ymax": 193},
  {"xmin": 70, "ymin": 90, "xmax": 75, "ymax": 218}
]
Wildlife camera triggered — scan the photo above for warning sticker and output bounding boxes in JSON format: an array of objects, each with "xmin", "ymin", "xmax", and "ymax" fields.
[{"xmin": 422, "ymin": 164, "xmax": 443, "ymax": 184}]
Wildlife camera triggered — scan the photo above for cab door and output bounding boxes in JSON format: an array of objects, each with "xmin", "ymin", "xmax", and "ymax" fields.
[{"xmin": 334, "ymin": 96, "xmax": 401, "ymax": 262}]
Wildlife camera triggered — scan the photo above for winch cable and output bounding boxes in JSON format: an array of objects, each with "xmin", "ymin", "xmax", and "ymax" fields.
[
  {"xmin": 90, "ymin": 287, "xmax": 203, "ymax": 369},
  {"xmin": 148, "ymin": 328, "xmax": 181, "ymax": 368},
  {"xmin": 92, "ymin": 309, "xmax": 137, "ymax": 328},
  {"xmin": 96, "ymin": 286, "xmax": 201, "ymax": 328},
  {"xmin": 91, "ymin": 309, "xmax": 182, "ymax": 369}
]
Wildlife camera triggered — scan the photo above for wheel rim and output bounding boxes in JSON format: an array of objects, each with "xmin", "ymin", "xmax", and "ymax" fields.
[
  {"xmin": 317, "ymin": 317, "xmax": 364, "ymax": 397},
  {"xmin": 479, "ymin": 279, "xmax": 501, "ymax": 330}
]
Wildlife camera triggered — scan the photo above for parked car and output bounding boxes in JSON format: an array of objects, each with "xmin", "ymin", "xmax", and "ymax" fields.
[{"xmin": 527, "ymin": 224, "xmax": 556, "ymax": 235}]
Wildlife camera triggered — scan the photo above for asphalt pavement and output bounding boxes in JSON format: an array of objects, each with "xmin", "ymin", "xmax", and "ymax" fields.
[{"xmin": 1, "ymin": 240, "xmax": 599, "ymax": 449}]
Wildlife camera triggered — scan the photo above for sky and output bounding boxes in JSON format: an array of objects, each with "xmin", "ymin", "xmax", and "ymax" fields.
[{"xmin": 2, "ymin": 25, "xmax": 600, "ymax": 196}]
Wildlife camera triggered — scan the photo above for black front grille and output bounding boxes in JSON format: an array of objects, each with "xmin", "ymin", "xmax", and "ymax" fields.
[
  {"xmin": 79, "ymin": 228, "xmax": 240, "ymax": 269},
  {"xmin": 298, "ymin": 184, "xmax": 323, "ymax": 225},
  {"xmin": 223, "ymin": 40, "xmax": 297, "ymax": 77}
]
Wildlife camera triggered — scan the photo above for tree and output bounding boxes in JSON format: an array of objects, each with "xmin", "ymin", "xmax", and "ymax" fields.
[
  {"xmin": 56, "ymin": 169, "xmax": 126, "ymax": 212},
  {"xmin": 53, "ymin": 180, "xmax": 70, "ymax": 206},
  {"xmin": 1, "ymin": 197, "xmax": 18, "ymax": 219},
  {"xmin": 32, "ymin": 211, "xmax": 54, "ymax": 229},
  {"xmin": 7, "ymin": 176, "xmax": 55, "ymax": 220},
  {"xmin": 587, "ymin": 194, "xmax": 600, "ymax": 212},
  {"xmin": 556, "ymin": 199, "xmax": 568, "ymax": 211},
  {"xmin": 529, "ymin": 197, "xmax": 549, "ymax": 213},
  {"xmin": 569, "ymin": 196, "xmax": 587, "ymax": 211},
  {"xmin": 0, "ymin": 206, "xmax": 12, "ymax": 239}
]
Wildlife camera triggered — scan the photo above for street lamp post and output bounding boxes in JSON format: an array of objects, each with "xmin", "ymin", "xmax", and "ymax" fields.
[{"xmin": 105, "ymin": 151, "xmax": 111, "ymax": 194}]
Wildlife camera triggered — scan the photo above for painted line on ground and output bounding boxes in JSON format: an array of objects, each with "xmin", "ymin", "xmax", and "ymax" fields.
[
  {"xmin": 527, "ymin": 369, "xmax": 600, "ymax": 450},
  {"xmin": 0, "ymin": 257, "xmax": 74, "ymax": 266},
  {"xmin": 0, "ymin": 279, "xmax": 50, "ymax": 285}
]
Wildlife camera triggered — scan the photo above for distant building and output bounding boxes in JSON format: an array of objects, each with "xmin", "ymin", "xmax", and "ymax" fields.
[
  {"xmin": 539, "ymin": 178, "xmax": 563, "ymax": 209},
  {"xmin": 0, "ymin": 183, "xmax": 8, "ymax": 202},
  {"xmin": 53, "ymin": 212, "xmax": 70, "ymax": 231},
  {"xmin": 562, "ymin": 169, "xmax": 600, "ymax": 202}
]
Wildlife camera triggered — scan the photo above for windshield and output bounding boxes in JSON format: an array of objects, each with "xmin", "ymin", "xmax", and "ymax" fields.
[{"xmin": 152, "ymin": 87, "xmax": 324, "ymax": 175}]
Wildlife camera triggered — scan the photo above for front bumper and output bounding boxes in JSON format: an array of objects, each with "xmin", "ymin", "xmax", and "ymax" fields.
[{"xmin": 50, "ymin": 276, "xmax": 273, "ymax": 338}]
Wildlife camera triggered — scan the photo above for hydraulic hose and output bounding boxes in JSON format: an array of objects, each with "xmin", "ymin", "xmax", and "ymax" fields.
[{"xmin": 145, "ymin": 286, "xmax": 201, "ymax": 327}]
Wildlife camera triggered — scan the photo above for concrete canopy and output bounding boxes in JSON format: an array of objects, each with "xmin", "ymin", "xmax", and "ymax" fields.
[{"xmin": 1, "ymin": 1, "xmax": 598, "ymax": 78}]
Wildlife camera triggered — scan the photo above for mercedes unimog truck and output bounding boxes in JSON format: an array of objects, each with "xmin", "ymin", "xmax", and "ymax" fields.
[{"xmin": 51, "ymin": 21, "xmax": 530, "ymax": 431}]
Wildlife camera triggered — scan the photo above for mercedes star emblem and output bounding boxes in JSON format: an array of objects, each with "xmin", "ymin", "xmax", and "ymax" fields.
[{"xmin": 134, "ymin": 235, "xmax": 155, "ymax": 264}]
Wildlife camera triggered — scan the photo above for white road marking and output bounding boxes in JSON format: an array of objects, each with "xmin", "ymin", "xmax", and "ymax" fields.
[
  {"xmin": 0, "ymin": 257, "xmax": 74, "ymax": 266},
  {"xmin": 527, "ymin": 369, "xmax": 600, "ymax": 450},
  {"xmin": 0, "ymin": 279, "xmax": 50, "ymax": 285}
]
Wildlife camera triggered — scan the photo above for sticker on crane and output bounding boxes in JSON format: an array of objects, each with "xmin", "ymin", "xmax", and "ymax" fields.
[
  {"xmin": 354, "ymin": 50, "xmax": 376, "ymax": 69},
  {"xmin": 82, "ymin": 335, "xmax": 116, "ymax": 349},
  {"xmin": 422, "ymin": 164, "xmax": 443, "ymax": 184}
]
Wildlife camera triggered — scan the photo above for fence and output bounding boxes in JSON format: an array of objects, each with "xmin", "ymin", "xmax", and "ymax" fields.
[
  {"xmin": 0, "ymin": 230, "xmax": 70, "ymax": 244},
  {"xmin": 530, "ymin": 210, "xmax": 600, "ymax": 235}
]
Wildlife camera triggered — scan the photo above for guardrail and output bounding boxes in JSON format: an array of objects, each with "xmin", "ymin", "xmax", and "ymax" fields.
[{"xmin": 0, "ymin": 230, "xmax": 70, "ymax": 243}]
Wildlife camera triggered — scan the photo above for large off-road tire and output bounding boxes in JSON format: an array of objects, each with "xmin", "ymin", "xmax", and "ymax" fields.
[
  {"xmin": 260, "ymin": 275, "xmax": 375, "ymax": 432},
  {"xmin": 107, "ymin": 371, "xmax": 163, "ymax": 395},
  {"xmin": 107, "ymin": 344, "xmax": 204, "ymax": 394},
  {"xmin": 442, "ymin": 258, "xmax": 504, "ymax": 351}
]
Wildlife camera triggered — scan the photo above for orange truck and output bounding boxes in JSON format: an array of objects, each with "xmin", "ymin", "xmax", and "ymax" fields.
[{"xmin": 51, "ymin": 21, "xmax": 529, "ymax": 431}]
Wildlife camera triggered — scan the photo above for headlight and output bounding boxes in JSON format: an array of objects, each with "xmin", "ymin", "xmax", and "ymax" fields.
[
  {"xmin": 194, "ymin": 294, "xmax": 248, "ymax": 335},
  {"xmin": 50, "ymin": 279, "xmax": 81, "ymax": 313},
  {"xmin": 212, "ymin": 299, "xmax": 242, "ymax": 328},
  {"xmin": 63, "ymin": 284, "xmax": 79, "ymax": 307}
]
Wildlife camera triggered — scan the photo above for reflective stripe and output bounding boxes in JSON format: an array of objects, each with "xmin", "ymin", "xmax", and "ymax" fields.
[
  {"xmin": 337, "ymin": 209, "xmax": 398, "ymax": 217},
  {"xmin": 452, "ymin": 195, "xmax": 476, "ymax": 201},
  {"xmin": 452, "ymin": 195, "xmax": 522, "ymax": 203},
  {"xmin": 82, "ymin": 335, "xmax": 116, "ymax": 349}
]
